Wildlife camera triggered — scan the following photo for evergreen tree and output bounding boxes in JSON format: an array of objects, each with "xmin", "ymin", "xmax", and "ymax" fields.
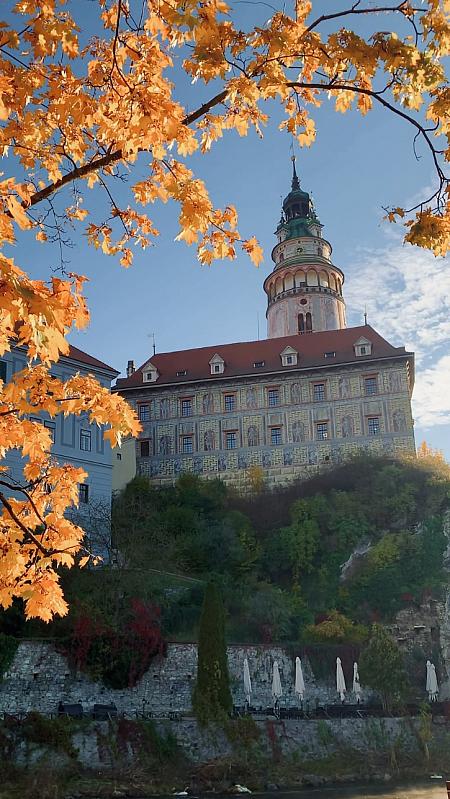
[
  {"xmin": 192, "ymin": 582, "xmax": 232, "ymax": 724},
  {"xmin": 360, "ymin": 624, "xmax": 409, "ymax": 712}
]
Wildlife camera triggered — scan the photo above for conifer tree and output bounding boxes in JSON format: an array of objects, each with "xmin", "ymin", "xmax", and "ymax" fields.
[
  {"xmin": 360, "ymin": 624, "xmax": 408, "ymax": 712},
  {"xmin": 193, "ymin": 582, "xmax": 232, "ymax": 724}
]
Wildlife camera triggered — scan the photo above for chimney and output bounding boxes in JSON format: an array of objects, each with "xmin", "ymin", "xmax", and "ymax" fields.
[{"xmin": 126, "ymin": 359, "xmax": 135, "ymax": 377}]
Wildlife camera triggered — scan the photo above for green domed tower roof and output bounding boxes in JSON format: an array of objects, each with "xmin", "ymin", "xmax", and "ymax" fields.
[{"xmin": 277, "ymin": 157, "xmax": 321, "ymax": 240}]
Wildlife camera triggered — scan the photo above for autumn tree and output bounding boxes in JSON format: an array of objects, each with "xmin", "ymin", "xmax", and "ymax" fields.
[{"xmin": 0, "ymin": 0, "xmax": 449, "ymax": 620}]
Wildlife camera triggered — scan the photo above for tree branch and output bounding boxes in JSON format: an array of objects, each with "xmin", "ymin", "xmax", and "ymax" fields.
[
  {"xmin": 0, "ymin": 490, "xmax": 50, "ymax": 556},
  {"xmin": 287, "ymin": 80, "xmax": 447, "ymax": 186}
]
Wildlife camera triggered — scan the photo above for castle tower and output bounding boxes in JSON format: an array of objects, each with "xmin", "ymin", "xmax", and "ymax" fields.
[{"xmin": 264, "ymin": 158, "xmax": 347, "ymax": 338}]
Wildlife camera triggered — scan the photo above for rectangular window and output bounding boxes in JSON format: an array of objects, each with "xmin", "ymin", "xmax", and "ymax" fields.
[
  {"xmin": 138, "ymin": 404, "xmax": 150, "ymax": 422},
  {"xmin": 0, "ymin": 360, "xmax": 6, "ymax": 382},
  {"xmin": 225, "ymin": 431, "xmax": 237, "ymax": 450},
  {"xmin": 44, "ymin": 420, "xmax": 56, "ymax": 444},
  {"xmin": 213, "ymin": 363, "xmax": 221, "ymax": 373},
  {"xmin": 176, "ymin": 370, "xmax": 187, "ymax": 377},
  {"xmin": 224, "ymin": 393, "xmax": 236, "ymax": 412},
  {"xmin": 116, "ymin": 453, "xmax": 122, "ymax": 461},
  {"xmin": 140, "ymin": 440, "xmax": 150, "ymax": 457},
  {"xmin": 271, "ymin": 427, "xmax": 282, "ymax": 445},
  {"xmin": 364, "ymin": 376, "xmax": 378, "ymax": 396},
  {"xmin": 368, "ymin": 416, "xmax": 380, "ymax": 435},
  {"xmin": 182, "ymin": 435, "xmax": 193, "ymax": 453},
  {"xmin": 313, "ymin": 383, "xmax": 325, "ymax": 402},
  {"xmin": 181, "ymin": 398, "xmax": 193, "ymax": 417},
  {"xmin": 316, "ymin": 422, "xmax": 328, "ymax": 440},
  {"xmin": 285, "ymin": 355, "xmax": 293, "ymax": 365},
  {"xmin": 80, "ymin": 430, "xmax": 91, "ymax": 451},
  {"xmin": 254, "ymin": 361, "xmax": 265, "ymax": 368},
  {"xmin": 267, "ymin": 388, "xmax": 280, "ymax": 407},
  {"xmin": 78, "ymin": 484, "xmax": 89, "ymax": 504},
  {"xmin": 324, "ymin": 351, "xmax": 336, "ymax": 359}
]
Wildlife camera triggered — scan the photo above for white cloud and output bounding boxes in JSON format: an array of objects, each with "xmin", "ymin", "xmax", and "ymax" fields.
[
  {"xmin": 411, "ymin": 355, "xmax": 450, "ymax": 428},
  {"xmin": 344, "ymin": 241, "xmax": 450, "ymax": 427}
]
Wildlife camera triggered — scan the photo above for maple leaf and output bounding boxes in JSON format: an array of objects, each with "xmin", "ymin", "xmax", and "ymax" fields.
[{"xmin": 242, "ymin": 236, "xmax": 264, "ymax": 266}]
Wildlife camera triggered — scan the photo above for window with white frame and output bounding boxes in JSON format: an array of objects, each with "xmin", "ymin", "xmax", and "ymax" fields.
[
  {"xmin": 316, "ymin": 421, "xmax": 328, "ymax": 440},
  {"xmin": 80, "ymin": 429, "xmax": 91, "ymax": 451},
  {"xmin": 364, "ymin": 376, "xmax": 378, "ymax": 396},
  {"xmin": 224, "ymin": 393, "xmax": 236, "ymax": 412},
  {"xmin": 267, "ymin": 388, "xmax": 280, "ymax": 407},
  {"xmin": 138, "ymin": 404, "xmax": 150, "ymax": 422},
  {"xmin": 78, "ymin": 484, "xmax": 89, "ymax": 504},
  {"xmin": 354, "ymin": 338, "xmax": 372, "ymax": 357},
  {"xmin": 181, "ymin": 398, "xmax": 193, "ymax": 417},
  {"xmin": 281, "ymin": 348, "xmax": 298, "ymax": 367},
  {"xmin": 313, "ymin": 383, "xmax": 325, "ymax": 402},
  {"xmin": 368, "ymin": 416, "xmax": 380, "ymax": 435},
  {"xmin": 182, "ymin": 435, "xmax": 193, "ymax": 453},
  {"xmin": 209, "ymin": 354, "xmax": 225, "ymax": 375},
  {"xmin": 225, "ymin": 430, "xmax": 237, "ymax": 449},
  {"xmin": 270, "ymin": 427, "xmax": 282, "ymax": 445}
]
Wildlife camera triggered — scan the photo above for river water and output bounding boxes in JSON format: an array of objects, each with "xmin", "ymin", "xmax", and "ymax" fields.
[
  {"xmin": 149, "ymin": 784, "xmax": 447, "ymax": 799},
  {"xmin": 258, "ymin": 784, "xmax": 446, "ymax": 799}
]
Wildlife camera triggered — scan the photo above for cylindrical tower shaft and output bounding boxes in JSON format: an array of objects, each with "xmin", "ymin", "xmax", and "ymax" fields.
[{"xmin": 264, "ymin": 158, "xmax": 347, "ymax": 338}]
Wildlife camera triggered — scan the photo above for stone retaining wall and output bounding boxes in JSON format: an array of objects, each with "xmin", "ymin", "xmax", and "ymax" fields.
[
  {"xmin": 1, "ymin": 641, "xmax": 371, "ymax": 716},
  {"xmin": 11, "ymin": 715, "xmax": 428, "ymax": 769}
]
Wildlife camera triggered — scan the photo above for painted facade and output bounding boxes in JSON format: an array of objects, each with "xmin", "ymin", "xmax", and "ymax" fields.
[
  {"xmin": 115, "ymin": 164, "xmax": 415, "ymax": 491},
  {"xmin": 0, "ymin": 345, "xmax": 119, "ymax": 546}
]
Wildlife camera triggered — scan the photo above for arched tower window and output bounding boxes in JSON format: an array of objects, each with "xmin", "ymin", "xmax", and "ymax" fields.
[
  {"xmin": 298, "ymin": 313, "xmax": 305, "ymax": 333},
  {"xmin": 306, "ymin": 312, "xmax": 312, "ymax": 332}
]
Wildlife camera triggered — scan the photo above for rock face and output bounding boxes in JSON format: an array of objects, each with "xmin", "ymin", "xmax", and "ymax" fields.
[
  {"xmin": 0, "ymin": 716, "xmax": 426, "ymax": 769},
  {"xmin": 339, "ymin": 539, "xmax": 372, "ymax": 582}
]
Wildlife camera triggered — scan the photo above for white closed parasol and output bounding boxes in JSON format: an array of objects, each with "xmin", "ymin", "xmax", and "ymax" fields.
[
  {"xmin": 243, "ymin": 657, "xmax": 252, "ymax": 706},
  {"xmin": 426, "ymin": 660, "xmax": 439, "ymax": 702},
  {"xmin": 272, "ymin": 660, "xmax": 283, "ymax": 706},
  {"xmin": 336, "ymin": 657, "xmax": 346, "ymax": 702},
  {"xmin": 295, "ymin": 657, "xmax": 305, "ymax": 701},
  {"xmin": 353, "ymin": 662, "xmax": 362, "ymax": 703}
]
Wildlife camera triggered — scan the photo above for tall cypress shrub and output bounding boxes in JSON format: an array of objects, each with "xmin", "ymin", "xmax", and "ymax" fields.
[{"xmin": 192, "ymin": 581, "xmax": 232, "ymax": 724}]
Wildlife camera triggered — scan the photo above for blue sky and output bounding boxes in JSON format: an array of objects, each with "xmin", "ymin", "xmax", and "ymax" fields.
[{"xmin": 6, "ymin": 0, "xmax": 450, "ymax": 457}]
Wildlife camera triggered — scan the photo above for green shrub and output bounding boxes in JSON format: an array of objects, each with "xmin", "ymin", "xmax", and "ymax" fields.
[
  {"xmin": 360, "ymin": 624, "xmax": 409, "ymax": 712},
  {"xmin": 304, "ymin": 610, "xmax": 368, "ymax": 645},
  {"xmin": 21, "ymin": 713, "xmax": 78, "ymax": 758},
  {"xmin": 0, "ymin": 633, "xmax": 18, "ymax": 679}
]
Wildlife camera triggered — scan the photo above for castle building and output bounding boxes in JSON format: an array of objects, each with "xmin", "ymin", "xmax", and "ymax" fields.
[{"xmin": 114, "ymin": 160, "xmax": 415, "ymax": 491}]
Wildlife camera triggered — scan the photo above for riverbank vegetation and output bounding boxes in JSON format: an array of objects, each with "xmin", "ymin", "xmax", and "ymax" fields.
[{"xmin": 1, "ymin": 712, "xmax": 450, "ymax": 799}]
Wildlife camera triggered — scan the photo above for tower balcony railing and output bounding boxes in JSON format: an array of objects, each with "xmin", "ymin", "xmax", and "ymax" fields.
[{"xmin": 267, "ymin": 284, "xmax": 342, "ymax": 306}]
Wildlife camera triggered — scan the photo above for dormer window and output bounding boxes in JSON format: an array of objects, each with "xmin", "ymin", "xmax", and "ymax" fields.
[
  {"xmin": 176, "ymin": 370, "xmax": 187, "ymax": 377},
  {"xmin": 254, "ymin": 361, "xmax": 265, "ymax": 368},
  {"xmin": 280, "ymin": 346, "xmax": 298, "ymax": 367},
  {"xmin": 354, "ymin": 337, "xmax": 372, "ymax": 357},
  {"xmin": 209, "ymin": 353, "xmax": 225, "ymax": 375},
  {"xmin": 324, "ymin": 351, "xmax": 336, "ymax": 359},
  {"xmin": 142, "ymin": 361, "xmax": 159, "ymax": 382}
]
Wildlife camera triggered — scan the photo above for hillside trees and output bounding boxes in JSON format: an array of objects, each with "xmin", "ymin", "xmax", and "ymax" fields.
[{"xmin": 0, "ymin": 1, "xmax": 449, "ymax": 620}]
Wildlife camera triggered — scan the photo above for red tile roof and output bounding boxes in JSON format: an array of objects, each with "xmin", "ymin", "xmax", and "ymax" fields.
[
  {"xmin": 66, "ymin": 345, "xmax": 119, "ymax": 375},
  {"xmin": 115, "ymin": 325, "xmax": 413, "ymax": 391}
]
